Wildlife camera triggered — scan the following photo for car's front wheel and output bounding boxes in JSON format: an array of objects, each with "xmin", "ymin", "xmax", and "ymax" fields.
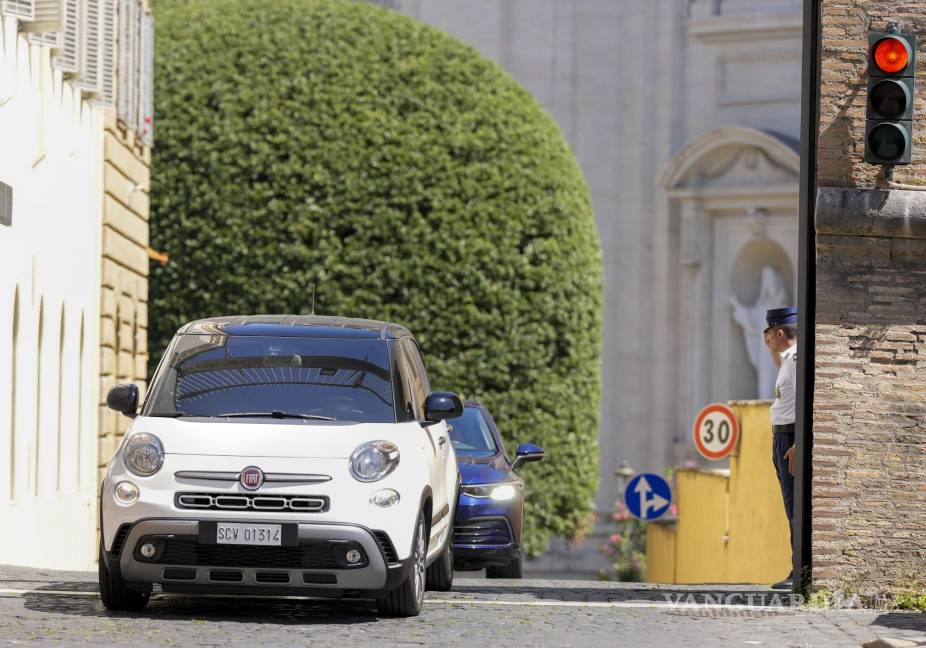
[
  {"xmin": 425, "ymin": 542, "xmax": 453, "ymax": 591},
  {"xmin": 98, "ymin": 545, "xmax": 150, "ymax": 611},
  {"xmin": 376, "ymin": 512, "xmax": 426, "ymax": 617},
  {"xmin": 486, "ymin": 556, "xmax": 522, "ymax": 579}
]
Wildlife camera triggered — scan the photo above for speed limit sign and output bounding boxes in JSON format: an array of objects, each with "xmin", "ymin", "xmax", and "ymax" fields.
[{"xmin": 693, "ymin": 403, "xmax": 740, "ymax": 460}]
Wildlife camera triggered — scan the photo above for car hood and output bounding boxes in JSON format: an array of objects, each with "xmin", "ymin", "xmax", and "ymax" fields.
[
  {"xmin": 128, "ymin": 416, "xmax": 420, "ymax": 459},
  {"xmin": 457, "ymin": 455, "xmax": 511, "ymax": 485}
]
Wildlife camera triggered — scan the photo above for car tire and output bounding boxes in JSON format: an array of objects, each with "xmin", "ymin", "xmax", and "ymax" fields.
[
  {"xmin": 425, "ymin": 542, "xmax": 453, "ymax": 592},
  {"xmin": 98, "ymin": 545, "xmax": 150, "ymax": 611},
  {"xmin": 376, "ymin": 512, "xmax": 426, "ymax": 617},
  {"xmin": 486, "ymin": 556, "xmax": 522, "ymax": 579}
]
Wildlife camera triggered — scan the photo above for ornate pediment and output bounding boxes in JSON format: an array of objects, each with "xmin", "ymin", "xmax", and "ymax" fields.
[{"xmin": 661, "ymin": 126, "xmax": 800, "ymax": 195}]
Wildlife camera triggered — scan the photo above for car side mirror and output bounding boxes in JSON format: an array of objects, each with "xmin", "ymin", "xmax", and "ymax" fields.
[
  {"xmin": 512, "ymin": 442, "xmax": 544, "ymax": 470},
  {"xmin": 106, "ymin": 383, "xmax": 139, "ymax": 418},
  {"xmin": 422, "ymin": 391, "xmax": 463, "ymax": 426}
]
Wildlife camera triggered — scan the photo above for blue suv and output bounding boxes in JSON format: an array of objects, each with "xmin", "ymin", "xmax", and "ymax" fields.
[{"xmin": 448, "ymin": 401, "xmax": 544, "ymax": 578}]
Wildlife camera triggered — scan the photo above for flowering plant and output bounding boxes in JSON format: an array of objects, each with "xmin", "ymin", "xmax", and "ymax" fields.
[{"xmin": 598, "ymin": 501, "xmax": 647, "ymax": 581}]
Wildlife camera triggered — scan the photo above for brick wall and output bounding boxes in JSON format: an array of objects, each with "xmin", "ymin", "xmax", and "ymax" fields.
[
  {"xmin": 815, "ymin": 2, "xmax": 926, "ymax": 592},
  {"xmin": 97, "ymin": 112, "xmax": 150, "ymax": 487}
]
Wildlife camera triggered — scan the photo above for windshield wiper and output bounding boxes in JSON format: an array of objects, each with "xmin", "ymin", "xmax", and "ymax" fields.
[{"xmin": 217, "ymin": 411, "xmax": 336, "ymax": 421}]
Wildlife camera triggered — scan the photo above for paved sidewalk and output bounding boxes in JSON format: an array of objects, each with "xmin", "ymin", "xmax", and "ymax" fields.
[{"xmin": 1, "ymin": 565, "xmax": 923, "ymax": 647}]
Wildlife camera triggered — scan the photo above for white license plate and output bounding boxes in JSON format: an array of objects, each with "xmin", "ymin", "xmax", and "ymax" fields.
[{"xmin": 216, "ymin": 523, "xmax": 282, "ymax": 546}]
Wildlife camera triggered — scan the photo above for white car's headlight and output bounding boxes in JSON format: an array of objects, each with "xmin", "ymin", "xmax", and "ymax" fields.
[
  {"xmin": 462, "ymin": 483, "xmax": 518, "ymax": 501},
  {"xmin": 349, "ymin": 441, "xmax": 399, "ymax": 482},
  {"xmin": 122, "ymin": 433, "xmax": 164, "ymax": 477}
]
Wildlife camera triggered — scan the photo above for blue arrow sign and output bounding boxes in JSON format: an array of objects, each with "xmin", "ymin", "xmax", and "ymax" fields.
[{"xmin": 625, "ymin": 473, "xmax": 672, "ymax": 520}]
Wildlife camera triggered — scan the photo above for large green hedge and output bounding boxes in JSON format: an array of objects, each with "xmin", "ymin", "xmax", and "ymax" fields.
[{"xmin": 150, "ymin": 0, "xmax": 602, "ymax": 554}]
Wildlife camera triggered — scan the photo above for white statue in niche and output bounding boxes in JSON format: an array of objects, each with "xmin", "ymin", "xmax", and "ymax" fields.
[{"xmin": 730, "ymin": 266, "xmax": 790, "ymax": 399}]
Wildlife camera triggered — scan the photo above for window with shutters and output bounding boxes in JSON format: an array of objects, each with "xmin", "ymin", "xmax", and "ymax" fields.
[
  {"xmin": 74, "ymin": 0, "xmax": 101, "ymax": 92},
  {"xmin": 116, "ymin": 0, "xmax": 138, "ymax": 128},
  {"xmin": 28, "ymin": 32, "xmax": 62, "ymax": 48},
  {"xmin": 52, "ymin": 0, "xmax": 79, "ymax": 73},
  {"xmin": 91, "ymin": 0, "xmax": 116, "ymax": 106},
  {"xmin": 1, "ymin": 0, "xmax": 36, "ymax": 20},
  {"xmin": 20, "ymin": 0, "xmax": 64, "ymax": 33},
  {"xmin": 137, "ymin": 10, "xmax": 153, "ymax": 145}
]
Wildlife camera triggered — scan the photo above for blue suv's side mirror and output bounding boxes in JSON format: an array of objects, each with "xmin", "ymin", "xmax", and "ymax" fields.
[{"xmin": 512, "ymin": 442, "xmax": 544, "ymax": 470}]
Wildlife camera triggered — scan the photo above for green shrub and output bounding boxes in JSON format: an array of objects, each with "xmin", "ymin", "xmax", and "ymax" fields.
[{"xmin": 150, "ymin": 0, "xmax": 602, "ymax": 554}]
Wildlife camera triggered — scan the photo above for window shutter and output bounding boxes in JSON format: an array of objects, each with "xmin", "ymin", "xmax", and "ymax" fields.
[
  {"xmin": 20, "ymin": 0, "xmax": 63, "ymax": 32},
  {"xmin": 52, "ymin": 0, "xmax": 79, "ymax": 73},
  {"xmin": 116, "ymin": 0, "xmax": 137, "ymax": 127},
  {"xmin": 1, "ymin": 1, "xmax": 36, "ymax": 20},
  {"xmin": 137, "ymin": 10, "xmax": 153, "ymax": 145},
  {"xmin": 28, "ymin": 32, "xmax": 62, "ymax": 48},
  {"xmin": 74, "ymin": 0, "xmax": 100, "ymax": 92},
  {"xmin": 91, "ymin": 0, "xmax": 115, "ymax": 106}
]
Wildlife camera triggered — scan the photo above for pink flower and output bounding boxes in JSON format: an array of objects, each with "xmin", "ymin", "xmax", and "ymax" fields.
[
  {"xmin": 609, "ymin": 533, "xmax": 623, "ymax": 543},
  {"xmin": 669, "ymin": 504, "xmax": 678, "ymax": 516}
]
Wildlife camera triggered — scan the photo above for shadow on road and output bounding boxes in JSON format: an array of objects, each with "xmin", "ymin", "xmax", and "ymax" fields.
[
  {"xmin": 447, "ymin": 582, "xmax": 796, "ymax": 607},
  {"xmin": 869, "ymin": 613, "xmax": 926, "ymax": 634},
  {"xmin": 22, "ymin": 581, "xmax": 381, "ymax": 625}
]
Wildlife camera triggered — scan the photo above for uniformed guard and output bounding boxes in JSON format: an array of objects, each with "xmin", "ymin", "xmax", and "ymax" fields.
[{"xmin": 764, "ymin": 306, "xmax": 797, "ymax": 591}]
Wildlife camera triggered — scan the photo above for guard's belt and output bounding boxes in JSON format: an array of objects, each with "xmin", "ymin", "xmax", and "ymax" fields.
[{"xmin": 773, "ymin": 423, "xmax": 795, "ymax": 435}]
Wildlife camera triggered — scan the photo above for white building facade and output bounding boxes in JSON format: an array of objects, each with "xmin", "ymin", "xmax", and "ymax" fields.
[
  {"xmin": 0, "ymin": 0, "xmax": 153, "ymax": 570},
  {"xmin": 393, "ymin": 0, "xmax": 802, "ymax": 570}
]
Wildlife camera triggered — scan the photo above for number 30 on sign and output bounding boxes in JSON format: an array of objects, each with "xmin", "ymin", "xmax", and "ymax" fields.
[{"xmin": 693, "ymin": 403, "xmax": 740, "ymax": 460}]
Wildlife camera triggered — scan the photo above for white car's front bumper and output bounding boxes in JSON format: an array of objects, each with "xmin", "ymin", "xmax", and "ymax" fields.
[
  {"xmin": 110, "ymin": 517, "xmax": 398, "ymax": 592},
  {"xmin": 100, "ymin": 451, "xmax": 431, "ymax": 595}
]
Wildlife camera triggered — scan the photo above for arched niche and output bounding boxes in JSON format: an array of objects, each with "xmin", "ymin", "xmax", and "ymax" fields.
[{"xmin": 661, "ymin": 126, "xmax": 800, "ymax": 442}]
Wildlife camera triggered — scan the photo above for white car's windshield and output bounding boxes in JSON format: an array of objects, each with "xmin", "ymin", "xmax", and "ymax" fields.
[{"xmin": 144, "ymin": 335, "xmax": 396, "ymax": 423}]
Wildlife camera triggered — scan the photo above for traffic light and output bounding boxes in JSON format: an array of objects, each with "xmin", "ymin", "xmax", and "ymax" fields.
[{"xmin": 866, "ymin": 29, "xmax": 916, "ymax": 165}]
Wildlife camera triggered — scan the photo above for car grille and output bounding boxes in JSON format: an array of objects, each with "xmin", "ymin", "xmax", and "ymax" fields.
[
  {"xmin": 175, "ymin": 492, "xmax": 329, "ymax": 513},
  {"xmin": 453, "ymin": 518, "xmax": 512, "ymax": 546},
  {"xmin": 156, "ymin": 538, "xmax": 342, "ymax": 569}
]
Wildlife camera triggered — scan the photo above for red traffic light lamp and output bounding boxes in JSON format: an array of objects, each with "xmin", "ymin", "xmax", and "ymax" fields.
[{"xmin": 872, "ymin": 36, "xmax": 911, "ymax": 74}]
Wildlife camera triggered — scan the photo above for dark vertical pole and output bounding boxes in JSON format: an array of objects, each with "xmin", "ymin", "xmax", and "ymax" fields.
[{"xmin": 794, "ymin": 0, "xmax": 821, "ymax": 596}]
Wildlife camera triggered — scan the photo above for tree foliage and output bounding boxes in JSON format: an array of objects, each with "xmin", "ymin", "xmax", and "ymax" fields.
[{"xmin": 150, "ymin": 0, "xmax": 603, "ymax": 554}]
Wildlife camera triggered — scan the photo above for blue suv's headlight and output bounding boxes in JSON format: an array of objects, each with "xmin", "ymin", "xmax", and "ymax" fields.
[{"xmin": 461, "ymin": 483, "xmax": 517, "ymax": 501}]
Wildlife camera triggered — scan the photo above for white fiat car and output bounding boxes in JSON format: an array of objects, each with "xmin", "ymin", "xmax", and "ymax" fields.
[{"xmin": 99, "ymin": 315, "xmax": 462, "ymax": 617}]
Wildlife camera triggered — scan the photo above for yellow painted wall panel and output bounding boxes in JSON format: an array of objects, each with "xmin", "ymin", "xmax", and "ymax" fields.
[
  {"xmin": 674, "ymin": 469, "xmax": 728, "ymax": 583},
  {"xmin": 726, "ymin": 402, "xmax": 792, "ymax": 583},
  {"xmin": 645, "ymin": 522, "xmax": 677, "ymax": 583}
]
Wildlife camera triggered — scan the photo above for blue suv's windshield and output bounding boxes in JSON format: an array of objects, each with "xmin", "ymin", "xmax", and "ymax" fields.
[
  {"xmin": 448, "ymin": 407, "xmax": 499, "ymax": 456},
  {"xmin": 144, "ymin": 335, "xmax": 395, "ymax": 423}
]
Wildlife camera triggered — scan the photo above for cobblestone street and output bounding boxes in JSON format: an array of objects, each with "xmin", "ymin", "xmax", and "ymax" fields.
[{"xmin": 2, "ymin": 565, "xmax": 924, "ymax": 647}]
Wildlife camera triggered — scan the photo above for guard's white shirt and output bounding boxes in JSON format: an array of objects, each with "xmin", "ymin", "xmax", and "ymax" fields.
[{"xmin": 770, "ymin": 343, "xmax": 797, "ymax": 425}]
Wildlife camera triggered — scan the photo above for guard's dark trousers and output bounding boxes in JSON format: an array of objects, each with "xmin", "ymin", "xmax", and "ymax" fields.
[{"xmin": 772, "ymin": 429, "xmax": 795, "ymax": 577}]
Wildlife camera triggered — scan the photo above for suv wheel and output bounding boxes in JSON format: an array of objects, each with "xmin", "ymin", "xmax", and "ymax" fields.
[
  {"xmin": 425, "ymin": 542, "xmax": 453, "ymax": 591},
  {"xmin": 486, "ymin": 556, "xmax": 522, "ymax": 579},
  {"xmin": 98, "ymin": 545, "xmax": 150, "ymax": 611},
  {"xmin": 376, "ymin": 512, "xmax": 426, "ymax": 617}
]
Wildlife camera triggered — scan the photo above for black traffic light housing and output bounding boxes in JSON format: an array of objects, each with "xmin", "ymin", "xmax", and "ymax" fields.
[{"xmin": 865, "ymin": 28, "xmax": 916, "ymax": 165}]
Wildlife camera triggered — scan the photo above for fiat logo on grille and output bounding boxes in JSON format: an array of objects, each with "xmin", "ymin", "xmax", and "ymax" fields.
[{"xmin": 239, "ymin": 466, "xmax": 264, "ymax": 491}]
